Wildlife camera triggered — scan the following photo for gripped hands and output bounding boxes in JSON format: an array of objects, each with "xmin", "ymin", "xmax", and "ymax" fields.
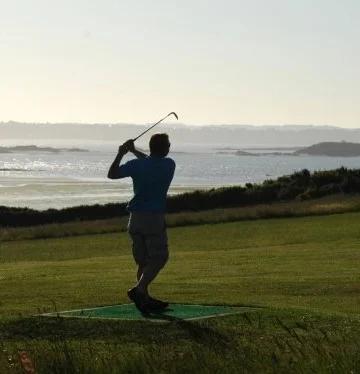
[{"xmin": 118, "ymin": 139, "xmax": 135, "ymax": 155}]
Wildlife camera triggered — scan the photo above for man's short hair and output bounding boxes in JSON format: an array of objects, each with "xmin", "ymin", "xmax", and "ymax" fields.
[{"xmin": 149, "ymin": 133, "xmax": 170, "ymax": 158}]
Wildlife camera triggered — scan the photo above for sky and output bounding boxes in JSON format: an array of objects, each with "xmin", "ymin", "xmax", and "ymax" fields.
[{"xmin": 1, "ymin": 0, "xmax": 359, "ymax": 127}]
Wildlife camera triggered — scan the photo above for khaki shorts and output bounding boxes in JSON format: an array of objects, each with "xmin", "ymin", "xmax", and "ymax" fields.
[{"xmin": 127, "ymin": 212, "xmax": 168, "ymax": 265}]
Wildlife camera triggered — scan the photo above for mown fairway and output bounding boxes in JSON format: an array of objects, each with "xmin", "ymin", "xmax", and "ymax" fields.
[{"xmin": 1, "ymin": 211, "xmax": 360, "ymax": 372}]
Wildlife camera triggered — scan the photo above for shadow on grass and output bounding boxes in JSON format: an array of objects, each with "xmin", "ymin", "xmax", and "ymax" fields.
[
  {"xmin": 144, "ymin": 308, "xmax": 233, "ymax": 349},
  {"xmin": 0, "ymin": 314, "xmax": 233, "ymax": 351}
]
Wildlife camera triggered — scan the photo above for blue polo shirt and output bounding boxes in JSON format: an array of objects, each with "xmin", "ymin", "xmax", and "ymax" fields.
[{"xmin": 117, "ymin": 156, "xmax": 176, "ymax": 212}]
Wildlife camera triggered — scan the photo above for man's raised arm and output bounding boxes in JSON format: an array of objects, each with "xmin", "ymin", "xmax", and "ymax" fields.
[
  {"xmin": 107, "ymin": 140, "xmax": 131, "ymax": 179},
  {"xmin": 107, "ymin": 140, "xmax": 148, "ymax": 179}
]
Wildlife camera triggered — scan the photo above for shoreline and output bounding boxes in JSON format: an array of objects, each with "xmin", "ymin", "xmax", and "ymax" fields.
[{"xmin": 0, "ymin": 181, "xmax": 204, "ymax": 211}]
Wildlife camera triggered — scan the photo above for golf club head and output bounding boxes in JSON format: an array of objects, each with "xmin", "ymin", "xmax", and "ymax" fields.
[{"xmin": 169, "ymin": 112, "xmax": 178, "ymax": 120}]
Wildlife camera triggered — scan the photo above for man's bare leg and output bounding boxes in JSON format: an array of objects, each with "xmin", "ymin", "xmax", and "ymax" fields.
[
  {"xmin": 136, "ymin": 256, "xmax": 167, "ymax": 295},
  {"xmin": 128, "ymin": 257, "xmax": 169, "ymax": 310},
  {"xmin": 137, "ymin": 265, "xmax": 144, "ymax": 282},
  {"xmin": 136, "ymin": 264, "xmax": 149, "ymax": 297}
]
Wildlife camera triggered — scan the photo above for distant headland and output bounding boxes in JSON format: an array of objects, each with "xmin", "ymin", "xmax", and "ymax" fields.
[
  {"xmin": 218, "ymin": 142, "xmax": 360, "ymax": 157},
  {"xmin": 0, "ymin": 145, "xmax": 88, "ymax": 154},
  {"xmin": 295, "ymin": 142, "xmax": 360, "ymax": 157}
]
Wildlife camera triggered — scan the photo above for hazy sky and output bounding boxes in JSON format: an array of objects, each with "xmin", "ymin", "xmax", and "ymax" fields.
[{"xmin": 1, "ymin": 0, "xmax": 359, "ymax": 126}]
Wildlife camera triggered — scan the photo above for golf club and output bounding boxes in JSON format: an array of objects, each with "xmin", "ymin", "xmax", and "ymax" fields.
[{"xmin": 133, "ymin": 112, "xmax": 178, "ymax": 142}]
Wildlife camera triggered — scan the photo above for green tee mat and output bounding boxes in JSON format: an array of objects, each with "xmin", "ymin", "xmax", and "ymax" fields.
[{"xmin": 41, "ymin": 304, "xmax": 259, "ymax": 322}]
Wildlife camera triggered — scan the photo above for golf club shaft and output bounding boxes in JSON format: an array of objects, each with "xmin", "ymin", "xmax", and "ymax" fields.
[{"xmin": 133, "ymin": 112, "xmax": 178, "ymax": 142}]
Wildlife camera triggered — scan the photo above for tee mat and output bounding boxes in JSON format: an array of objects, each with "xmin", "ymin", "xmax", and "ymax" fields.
[{"xmin": 41, "ymin": 303, "xmax": 259, "ymax": 322}]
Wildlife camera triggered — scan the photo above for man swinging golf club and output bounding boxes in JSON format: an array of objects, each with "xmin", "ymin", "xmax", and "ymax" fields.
[{"xmin": 107, "ymin": 130, "xmax": 175, "ymax": 313}]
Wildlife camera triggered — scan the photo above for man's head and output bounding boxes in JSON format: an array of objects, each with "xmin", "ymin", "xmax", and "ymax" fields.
[{"xmin": 149, "ymin": 133, "xmax": 170, "ymax": 158}]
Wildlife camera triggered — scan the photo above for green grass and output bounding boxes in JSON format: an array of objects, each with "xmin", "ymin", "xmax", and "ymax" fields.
[{"xmin": 1, "ymin": 211, "xmax": 360, "ymax": 372}]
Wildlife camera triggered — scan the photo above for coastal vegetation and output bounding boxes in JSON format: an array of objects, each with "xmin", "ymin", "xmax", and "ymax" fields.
[
  {"xmin": 2, "ymin": 167, "xmax": 360, "ymax": 227},
  {"xmin": 1, "ymin": 194, "xmax": 360, "ymax": 242}
]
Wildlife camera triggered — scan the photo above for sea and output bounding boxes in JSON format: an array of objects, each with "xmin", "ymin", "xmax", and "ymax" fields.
[{"xmin": 1, "ymin": 139, "xmax": 360, "ymax": 210}]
